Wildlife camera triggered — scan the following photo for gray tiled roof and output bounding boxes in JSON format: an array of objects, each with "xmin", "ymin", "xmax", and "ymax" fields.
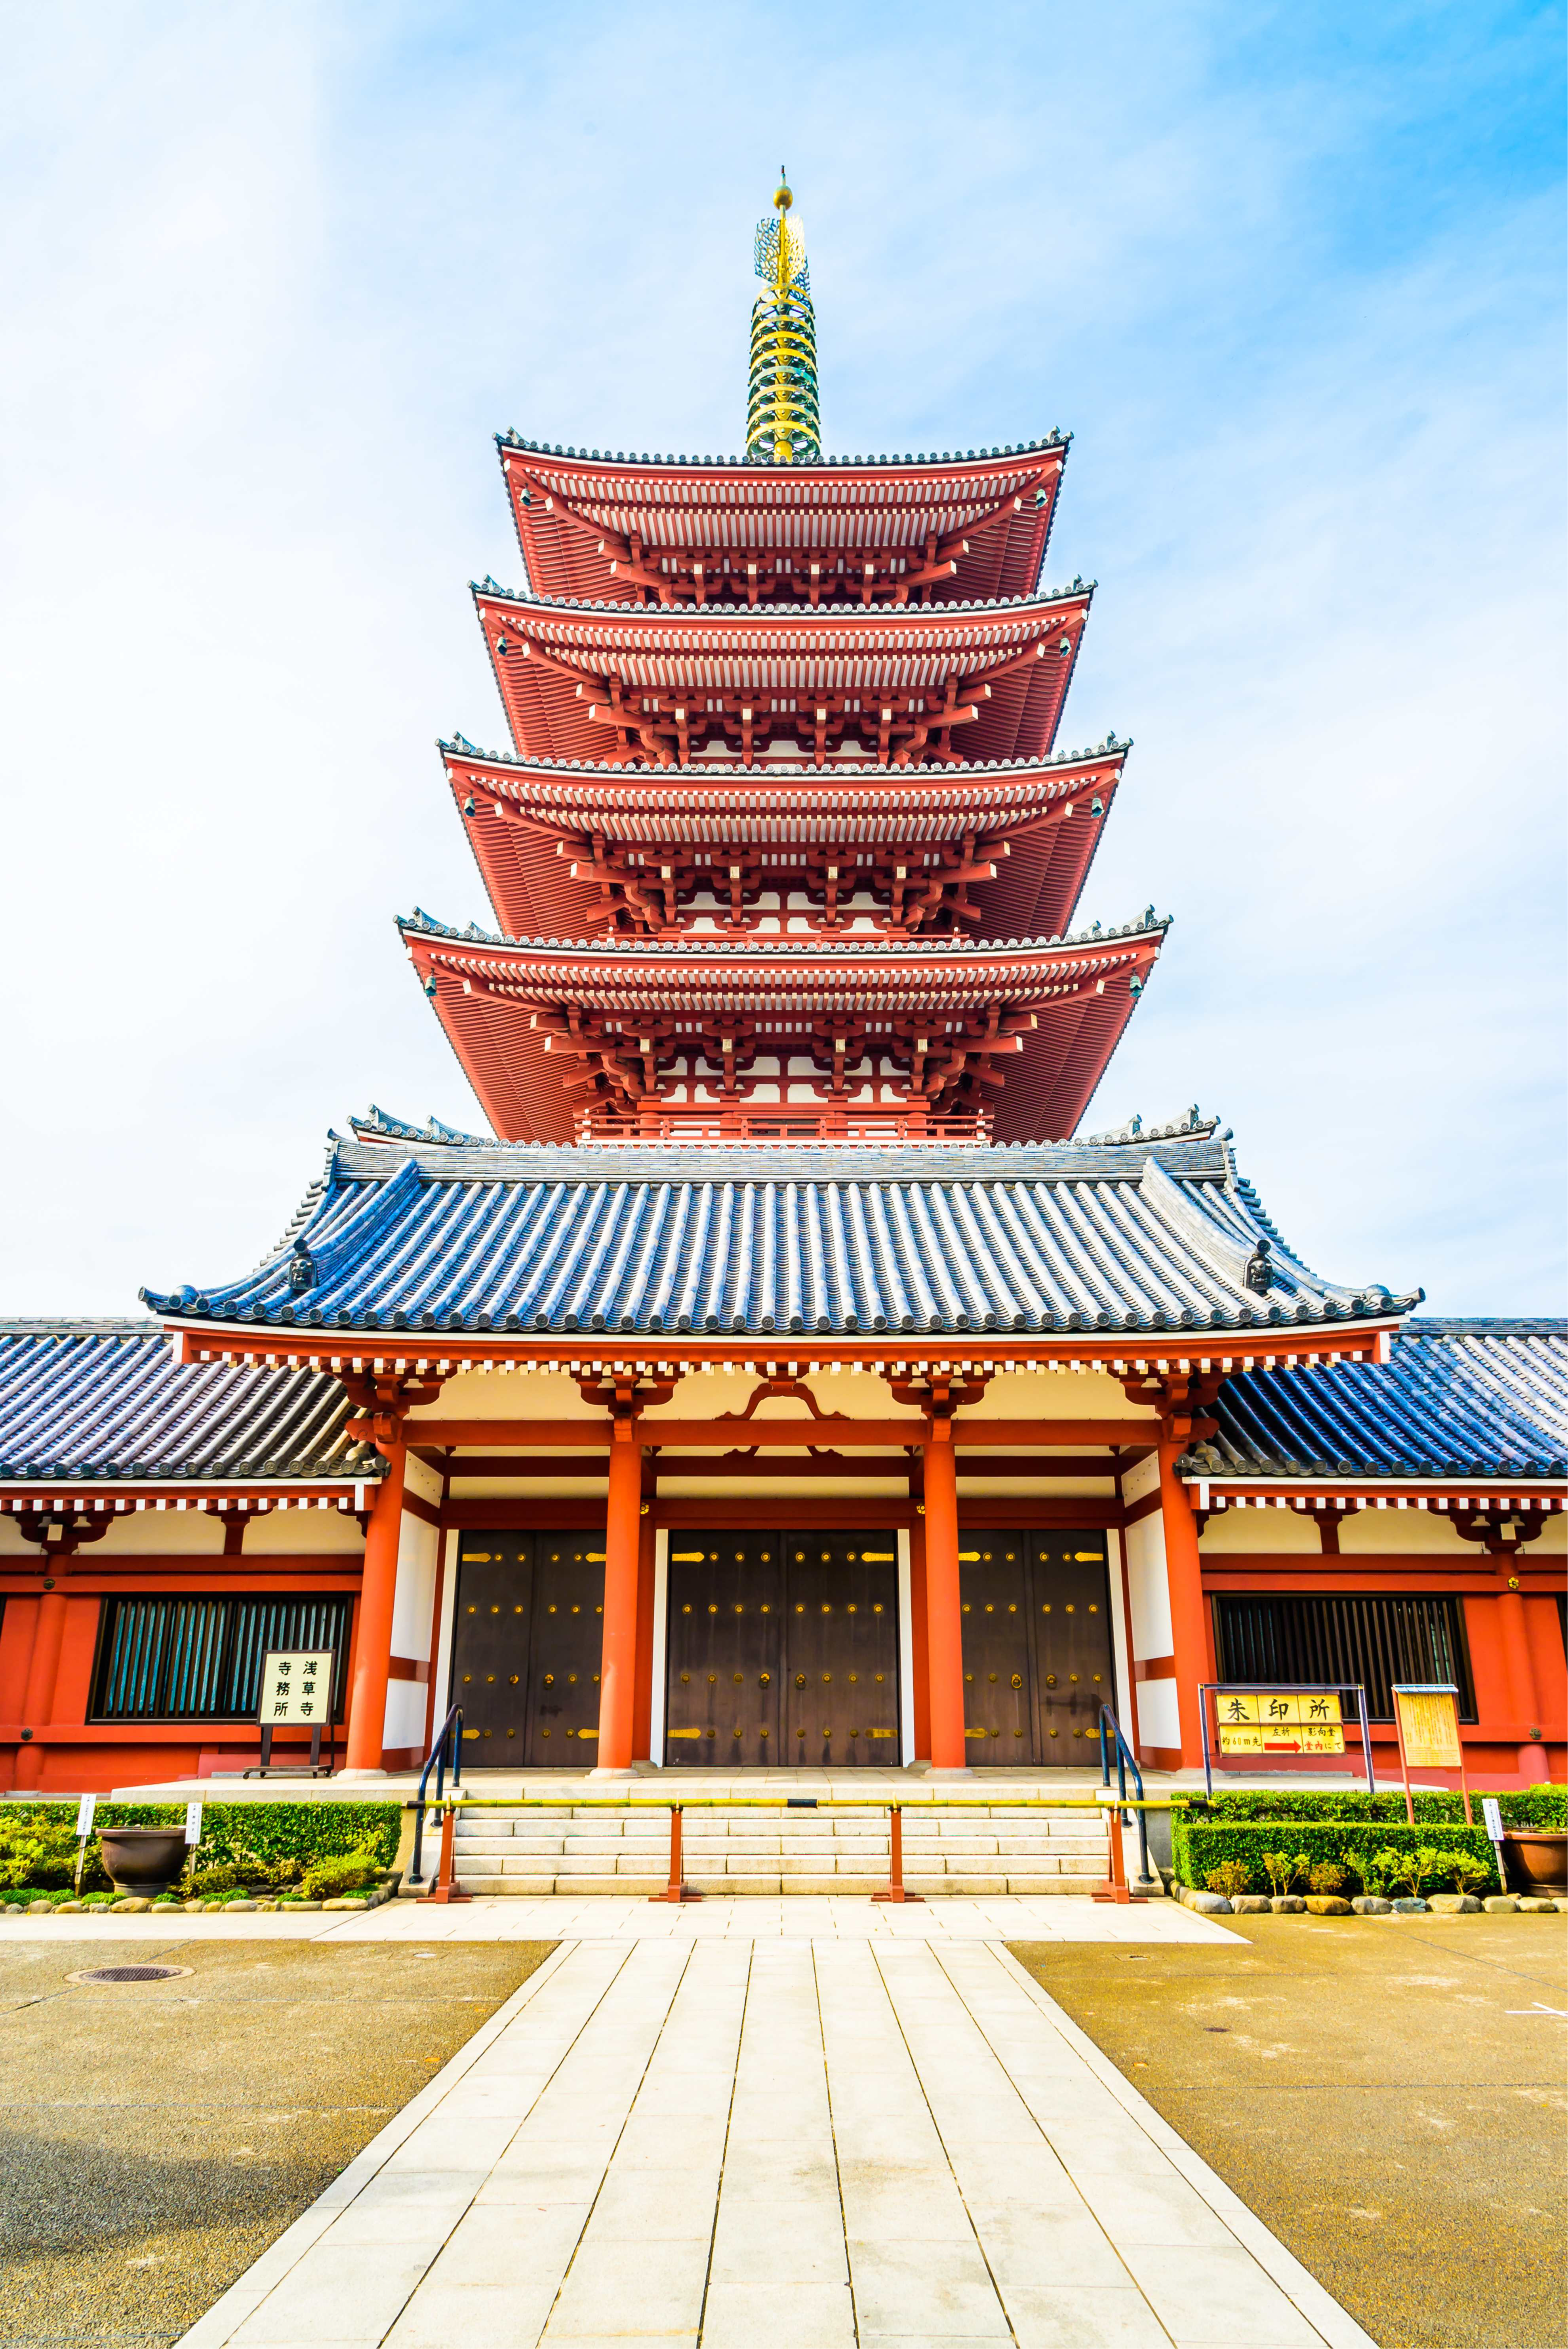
[
  {"xmin": 0, "ymin": 1322, "xmax": 379, "ymax": 1483},
  {"xmin": 140, "ymin": 1128, "xmax": 1414, "ymax": 1337},
  {"xmin": 1189, "ymin": 1320, "xmax": 1568, "ymax": 1480}
]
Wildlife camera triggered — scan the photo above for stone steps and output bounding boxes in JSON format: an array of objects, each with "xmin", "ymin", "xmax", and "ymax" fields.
[{"xmin": 444, "ymin": 1802, "xmax": 1126, "ymax": 1897}]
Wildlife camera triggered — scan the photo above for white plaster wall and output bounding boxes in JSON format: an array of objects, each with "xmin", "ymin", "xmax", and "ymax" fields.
[
  {"xmin": 896, "ymin": 1528, "xmax": 915, "ymax": 1764},
  {"xmin": 1339, "ymin": 1509, "xmax": 1488, "ymax": 1555},
  {"xmin": 382, "ymin": 1678, "xmax": 429, "ymax": 1751},
  {"xmin": 1120, "ymin": 1453, "xmax": 1160, "ymax": 1509},
  {"xmin": 243, "ymin": 1509, "xmax": 364, "ymax": 1555},
  {"xmin": 448, "ymin": 1477, "xmax": 609, "ymax": 1499},
  {"xmin": 956, "ymin": 1477, "xmax": 1116, "ymax": 1499},
  {"xmin": 56, "ymin": 1512, "xmax": 228, "ymax": 1556},
  {"xmin": 961, "ymin": 1368, "xmax": 1143, "ymax": 1423},
  {"xmin": 1104, "ymin": 1527, "xmax": 1133, "ymax": 1728},
  {"xmin": 403, "ymin": 1455, "xmax": 444, "ymax": 1509},
  {"xmin": 1133, "ymin": 1676, "xmax": 1181, "ymax": 1750},
  {"xmin": 1198, "ymin": 1509, "xmax": 1323, "ymax": 1555},
  {"xmin": 656, "ymin": 1475, "xmax": 907, "ymax": 1500},
  {"xmin": 431, "ymin": 1528, "xmax": 460, "ymax": 1723},
  {"xmin": 406, "ymin": 1366, "xmax": 605, "ymax": 1424},
  {"xmin": 390, "ymin": 1511, "xmax": 440, "ymax": 1663},
  {"xmin": 649, "ymin": 1528, "xmax": 669, "ymax": 1763},
  {"xmin": 1532, "ymin": 1515, "xmax": 1566, "ymax": 1554},
  {"xmin": 1122, "ymin": 1511, "xmax": 1172, "ymax": 1662}
]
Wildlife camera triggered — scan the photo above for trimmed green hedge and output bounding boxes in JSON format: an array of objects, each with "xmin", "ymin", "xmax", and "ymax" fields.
[
  {"xmin": 1195, "ymin": 1788, "xmax": 1565, "ymax": 1829},
  {"xmin": 0, "ymin": 1801, "xmax": 400, "ymax": 1898},
  {"xmin": 1173, "ymin": 1818, "xmax": 1500, "ymax": 1896}
]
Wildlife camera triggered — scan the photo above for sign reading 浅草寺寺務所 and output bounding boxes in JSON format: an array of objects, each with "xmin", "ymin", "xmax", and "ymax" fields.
[{"xmin": 258, "ymin": 1650, "xmax": 333, "ymax": 1726}]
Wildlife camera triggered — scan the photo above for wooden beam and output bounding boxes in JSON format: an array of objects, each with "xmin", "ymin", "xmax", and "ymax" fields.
[{"xmin": 404, "ymin": 1417, "xmax": 1155, "ymax": 1450}]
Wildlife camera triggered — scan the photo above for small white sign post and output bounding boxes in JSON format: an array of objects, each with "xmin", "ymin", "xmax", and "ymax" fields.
[
  {"xmin": 184, "ymin": 1800, "xmax": 204, "ymax": 1847},
  {"xmin": 247, "ymin": 1650, "xmax": 336, "ymax": 1776},
  {"xmin": 74, "ymin": 1793, "xmax": 97, "ymax": 1896},
  {"xmin": 1482, "ymin": 1796, "xmax": 1508, "ymax": 1895}
]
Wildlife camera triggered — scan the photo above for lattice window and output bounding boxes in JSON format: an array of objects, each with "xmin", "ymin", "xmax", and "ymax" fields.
[
  {"xmin": 91, "ymin": 1594, "xmax": 354, "ymax": 1722},
  {"xmin": 1212, "ymin": 1592, "xmax": 1476, "ymax": 1723}
]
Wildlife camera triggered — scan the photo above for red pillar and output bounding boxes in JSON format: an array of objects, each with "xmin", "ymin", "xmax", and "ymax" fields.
[
  {"xmin": 345, "ymin": 1438, "xmax": 406, "ymax": 1773},
  {"xmin": 13, "ymin": 1586, "xmax": 70, "ymax": 1792},
  {"xmin": 597, "ymin": 1418, "xmax": 643, "ymax": 1772},
  {"xmin": 1158, "ymin": 1438, "xmax": 1212, "ymax": 1770},
  {"xmin": 1496, "ymin": 1581, "xmax": 1549, "ymax": 1783},
  {"xmin": 923, "ymin": 1422, "xmax": 967, "ymax": 1770}
]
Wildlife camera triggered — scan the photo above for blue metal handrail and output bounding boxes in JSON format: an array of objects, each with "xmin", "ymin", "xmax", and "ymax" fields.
[
  {"xmin": 1098, "ymin": 1703, "xmax": 1155, "ymax": 1888},
  {"xmin": 408, "ymin": 1704, "xmax": 463, "ymax": 1888}
]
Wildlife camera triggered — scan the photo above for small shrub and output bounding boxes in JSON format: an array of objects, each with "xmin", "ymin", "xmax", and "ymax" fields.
[
  {"xmin": 298, "ymin": 1844, "xmax": 382, "ymax": 1901},
  {"xmin": 1377, "ymin": 1843, "xmax": 1444, "ymax": 1899},
  {"xmin": 1204, "ymin": 1861, "xmax": 1252, "ymax": 1900},
  {"xmin": 0, "ymin": 1818, "xmax": 78, "ymax": 1891},
  {"xmin": 1444, "ymin": 1851, "xmax": 1491, "ymax": 1897},
  {"xmin": 1308, "ymin": 1862, "xmax": 1348, "ymax": 1896},
  {"xmin": 188, "ymin": 1863, "xmax": 246, "ymax": 1900},
  {"xmin": 1261, "ymin": 1849, "xmax": 1311, "ymax": 1898}
]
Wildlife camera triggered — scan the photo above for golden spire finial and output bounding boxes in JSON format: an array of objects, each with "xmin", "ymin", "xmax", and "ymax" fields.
[{"xmin": 748, "ymin": 172, "xmax": 819, "ymax": 465}]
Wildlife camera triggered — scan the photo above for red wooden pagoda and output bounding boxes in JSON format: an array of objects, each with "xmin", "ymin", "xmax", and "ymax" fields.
[{"xmin": 403, "ymin": 179, "xmax": 1159, "ymax": 1149}]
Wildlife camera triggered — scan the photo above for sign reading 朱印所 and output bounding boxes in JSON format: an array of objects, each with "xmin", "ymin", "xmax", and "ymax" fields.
[
  {"xmin": 1216, "ymin": 1690, "xmax": 1345, "ymax": 1756},
  {"xmin": 258, "ymin": 1651, "xmax": 333, "ymax": 1726}
]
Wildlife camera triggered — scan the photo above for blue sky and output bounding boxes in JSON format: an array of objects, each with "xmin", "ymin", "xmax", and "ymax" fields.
[{"xmin": 2, "ymin": 0, "xmax": 1563, "ymax": 1315}]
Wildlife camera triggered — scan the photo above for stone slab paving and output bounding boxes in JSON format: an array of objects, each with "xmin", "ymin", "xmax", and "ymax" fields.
[
  {"xmin": 0, "ymin": 1893, "xmax": 1232, "ymax": 1946},
  {"xmin": 175, "ymin": 1916, "xmax": 1374, "ymax": 2349}
]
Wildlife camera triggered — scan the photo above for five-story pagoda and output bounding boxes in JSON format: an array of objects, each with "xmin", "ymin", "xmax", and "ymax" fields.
[{"xmin": 404, "ymin": 176, "xmax": 1162, "ymax": 1148}]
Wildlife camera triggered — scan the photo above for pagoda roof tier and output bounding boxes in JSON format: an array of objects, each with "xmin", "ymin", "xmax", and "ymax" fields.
[
  {"xmin": 398, "ymin": 914, "xmax": 1166, "ymax": 1147},
  {"xmin": 474, "ymin": 583, "xmax": 1091, "ymax": 768},
  {"xmin": 440, "ymin": 738, "xmax": 1127, "ymax": 942},
  {"xmin": 497, "ymin": 436, "xmax": 1067, "ymax": 608},
  {"xmin": 142, "ymin": 1124, "xmax": 1417, "ymax": 1347}
]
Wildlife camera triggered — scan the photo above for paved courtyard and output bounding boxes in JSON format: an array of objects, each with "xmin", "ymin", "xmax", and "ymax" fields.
[{"xmin": 158, "ymin": 1901, "xmax": 1368, "ymax": 2349}]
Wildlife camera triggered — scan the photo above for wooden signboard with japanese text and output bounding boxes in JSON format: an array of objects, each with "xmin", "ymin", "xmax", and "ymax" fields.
[
  {"xmin": 1216, "ymin": 1689, "xmax": 1345, "ymax": 1757},
  {"xmin": 250, "ymin": 1650, "xmax": 336, "ymax": 1775},
  {"xmin": 1390, "ymin": 1682, "xmax": 1470, "ymax": 1825},
  {"xmin": 1391, "ymin": 1685, "xmax": 1462, "ymax": 1769}
]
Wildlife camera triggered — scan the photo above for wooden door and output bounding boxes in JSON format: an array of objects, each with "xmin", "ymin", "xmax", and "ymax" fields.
[
  {"xmin": 664, "ymin": 1534, "xmax": 782, "ymax": 1766},
  {"xmin": 958, "ymin": 1537, "xmax": 1036, "ymax": 1760},
  {"xmin": 782, "ymin": 1532, "xmax": 900, "ymax": 1766},
  {"xmin": 525, "ymin": 1536, "xmax": 607, "ymax": 1763},
  {"xmin": 1031, "ymin": 1536, "xmax": 1114, "ymax": 1759},
  {"xmin": 450, "ymin": 1537, "xmax": 532, "ymax": 1758}
]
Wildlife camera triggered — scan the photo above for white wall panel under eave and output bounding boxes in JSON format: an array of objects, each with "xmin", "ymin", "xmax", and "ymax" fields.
[
  {"xmin": 390, "ymin": 1511, "xmax": 440, "ymax": 1663},
  {"xmin": 244, "ymin": 1509, "xmax": 365, "ymax": 1555},
  {"xmin": 382, "ymin": 1677, "xmax": 429, "ymax": 1751},
  {"xmin": 1122, "ymin": 1510, "xmax": 1173, "ymax": 1662},
  {"xmin": 1133, "ymin": 1676, "xmax": 1180, "ymax": 1752}
]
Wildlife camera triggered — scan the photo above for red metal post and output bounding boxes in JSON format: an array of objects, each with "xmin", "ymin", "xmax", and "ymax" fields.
[
  {"xmin": 651, "ymin": 1804, "xmax": 701, "ymax": 1902},
  {"xmin": 421, "ymin": 1803, "xmax": 471, "ymax": 1904},
  {"xmin": 1092, "ymin": 1802, "xmax": 1133, "ymax": 1903},
  {"xmin": 873, "ymin": 1803, "xmax": 923, "ymax": 1903}
]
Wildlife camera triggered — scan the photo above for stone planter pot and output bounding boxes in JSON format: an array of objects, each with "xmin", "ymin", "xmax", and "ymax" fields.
[
  {"xmin": 97, "ymin": 1828, "xmax": 189, "ymax": 1898},
  {"xmin": 1501, "ymin": 1832, "xmax": 1567, "ymax": 1896}
]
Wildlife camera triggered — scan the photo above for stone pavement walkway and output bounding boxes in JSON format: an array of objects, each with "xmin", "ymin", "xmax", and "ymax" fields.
[
  {"xmin": 0, "ymin": 1893, "xmax": 1229, "ymax": 1946},
  {"xmin": 177, "ymin": 1917, "xmax": 1374, "ymax": 2349}
]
